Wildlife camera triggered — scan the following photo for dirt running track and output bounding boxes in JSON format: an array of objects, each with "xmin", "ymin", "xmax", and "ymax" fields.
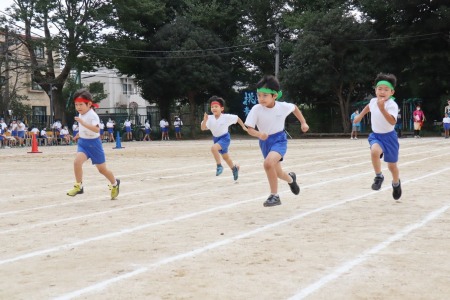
[{"xmin": 0, "ymin": 137, "xmax": 449, "ymax": 300}]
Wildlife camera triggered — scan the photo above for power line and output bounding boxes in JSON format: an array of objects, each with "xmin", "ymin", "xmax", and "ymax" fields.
[{"xmin": 84, "ymin": 39, "xmax": 273, "ymax": 53}]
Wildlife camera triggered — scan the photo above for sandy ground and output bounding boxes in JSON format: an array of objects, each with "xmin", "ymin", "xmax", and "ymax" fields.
[{"xmin": 0, "ymin": 136, "xmax": 449, "ymax": 300}]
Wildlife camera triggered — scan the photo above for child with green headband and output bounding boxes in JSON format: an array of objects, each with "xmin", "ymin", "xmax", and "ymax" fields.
[
  {"xmin": 245, "ymin": 75, "xmax": 309, "ymax": 207},
  {"xmin": 353, "ymin": 73, "xmax": 402, "ymax": 200}
]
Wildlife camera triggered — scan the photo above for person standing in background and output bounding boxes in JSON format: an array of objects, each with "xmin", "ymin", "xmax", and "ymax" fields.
[{"xmin": 412, "ymin": 105, "xmax": 425, "ymax": 138}]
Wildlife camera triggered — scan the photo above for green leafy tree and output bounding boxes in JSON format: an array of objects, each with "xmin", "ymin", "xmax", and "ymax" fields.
[
  {"xmin": 355, "ymin": 0, "xmax": 450, "ymax": 120},
  {"xmin": 281, "ymin": 7, "xmax": 380, "ymax": 132},
  {"xmin": 7, "ymin": 0, "xmax": 115, "ymax": 124}
]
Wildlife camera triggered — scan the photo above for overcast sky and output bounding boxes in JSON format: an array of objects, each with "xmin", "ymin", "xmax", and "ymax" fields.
[{"xmin": 0, "ymin": 0, "xmax": 14, "ymax": 13}]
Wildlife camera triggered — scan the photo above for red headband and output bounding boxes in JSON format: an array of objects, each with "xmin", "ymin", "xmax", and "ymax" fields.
[
  {"xmin": 210, "ymin": 101, "xmax": 223, "ymax": 107},
  {"xmin": 74, "ymin": 97, "xmax": 99, "ymax": 108}
]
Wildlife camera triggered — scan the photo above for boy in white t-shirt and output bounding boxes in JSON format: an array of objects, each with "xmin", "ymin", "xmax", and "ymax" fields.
[
  {"xmin": 67, "ymin": 89, "xmax": 120, "ymax": 200},
  {"xmin": 353, "ymin": 73, "xmax": 401, "ymax": 200},
  {"xmin": 201, "ymin": 96, "xmax": 248, "ymax": 180},
  {"xmin": 245, "ymin": 75, "xmax": 309, "ymax": 207}
]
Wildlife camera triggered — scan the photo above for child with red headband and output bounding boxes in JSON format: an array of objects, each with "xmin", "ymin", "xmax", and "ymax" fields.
[
  {"xmin": 245, "ymin": 75, "xmax": 309, "ymax": 207},
  {"xmin": 67, "ymin": 89, "xmax": 120, "ymax": 200},
  {"xmin": 201, "ymin": 96, "xmax": 248, "ymax": 180},
  {"xmin": 353, "ymin": 73, "xmax": 402, "ymax": 200}
]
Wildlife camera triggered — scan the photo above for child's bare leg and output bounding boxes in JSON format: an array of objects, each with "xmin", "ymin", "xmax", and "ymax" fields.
[
  {"xmin": 370, "ymin": 143, "xmax": 383, "ymax": 174},
  {"xmin": 264, "ymin": 151, "xmax": 282, "ymax": 194},
  {"xmin": 387, "ymin": 162, "xmax": 399, "ymax": 183},
  {"xmin": 211, "ymin": 144, "xmax": 222, "ymax": 165},
  {"xmin": 73, "ymin": 152, "xmax": 88, "ymax": 183},
  {"xmin": 96, "ymin": 163, "xmax": 116, "ymax": 184},
  {"xmin": 275, "ymin": 162, "xmax": 291, "ymax": 182},
  {"xmin": 221, "ymin": 153, "xmax": 235, "ymax": 169}
]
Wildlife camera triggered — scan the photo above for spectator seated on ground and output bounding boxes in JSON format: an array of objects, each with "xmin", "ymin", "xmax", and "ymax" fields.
[
  {"xmin": 59, "ymin": 126, "xmax": 72, "ymax": 144},
  {"xmin": 40, "ymin": 128, "xmax": 54, "ymax": 145}
]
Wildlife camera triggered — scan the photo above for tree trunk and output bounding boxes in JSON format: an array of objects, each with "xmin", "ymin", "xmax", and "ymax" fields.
[{"xmin": 187, "ymin": 91, "xmax": 197, "ymax": 138}]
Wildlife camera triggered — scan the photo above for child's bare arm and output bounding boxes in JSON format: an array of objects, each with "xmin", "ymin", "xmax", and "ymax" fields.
[
  {"xmin": 236, "ymin": 117, "xmax": 248, "ymax": 132},
  {"xmin": 292, "ymin": 106, "xmax": 309, "ymax": 133},
  {"xmin": 247, "ymin": 127, "xmax": 268, "ymax": 140},
  {"xmin": 353, "ymin": 105, "xmax": 369, "ymax": 123},
  {"xmin": 200, "ymin": 113, "xmax": 209, "ymax": 131}
]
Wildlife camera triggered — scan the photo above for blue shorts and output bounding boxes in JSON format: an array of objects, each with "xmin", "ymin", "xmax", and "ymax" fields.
[
  {"xmin": 77, "ymin": 138, "xmax": 106, "ymax": 165},
  {"xmin": 108, "ymin": 128, "xmax": 113, "ymax": 134},
  {"xmin": 12, "ymin": 130, "xmax": 18, "ymax": 137},
  {"xmin": 18, "ymin": 131, "xmax": 25, "ymax": 138},
  {"xmin": 175, "ymin": 127, "xmax": 181, "ymax": 133},
  {"xmin": 213, "ymin": 133, "xmax": 231, "ymax": 154},
  {"xmin": 368, "ymin": 130, "xmax": 399, "ymax": 163},
  {"xmin": 145, "ymin": 128, "xmax": 151, "ymax": 134},
  {"xmin": 125, "ymin": 126, "xmax": 131, "ymax": 133},
  {"xmin": 259, "ymin": 131, "xmax": 287, "ymax": 159},
  {"xmin": 99, "ymin": 129, "xmax": 103, "ymax": 135},
  {"xmin": 444, "ymin": 123, "xmax": 450, "ymax": 130},
  {"xmin": 73, "ymin": 131, "xmax": 79, "ymax": 136}
]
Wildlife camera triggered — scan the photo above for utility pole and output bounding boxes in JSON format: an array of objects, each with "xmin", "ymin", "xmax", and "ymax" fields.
[{"xmin": 275, "ymin": 33, "xmax": 280, "ymax": 78}]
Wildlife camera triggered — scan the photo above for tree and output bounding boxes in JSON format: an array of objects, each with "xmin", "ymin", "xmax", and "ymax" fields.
[
  {"xmin": 281, "ymin": 7, "xmax": 380, "ymax": 132},
  {"xmin": 355, "ymin": 0, "xmax": 450, "ymax": 120},
  {"xmin": 7, "ymin": 0, "xmax": 115, "ymax": 124}
]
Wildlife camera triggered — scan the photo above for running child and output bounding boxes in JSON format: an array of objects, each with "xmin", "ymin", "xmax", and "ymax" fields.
[
  {"xmin": 67, "ymin": 89, "xmax": 120, "ymax": 200},
  {"xmin": 245, "ymin": 75, "xmax": 309, "ymax": 207},
  {"xmin": 201, "ymin": 96, "xmax": 248, "ymax": 180},
  {"xmin": 353, "ymin": 73, "xmax": 402, "ymax": 200}
]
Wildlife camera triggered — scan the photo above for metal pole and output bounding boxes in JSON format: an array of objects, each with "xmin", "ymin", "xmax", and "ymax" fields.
[
  {"xmin": 275, "ymin": 33, "xmax": 280, "ymax": 77},
  {"xmin": 49, "ymin": 83, "xmax": 54, "ymax": 126}
]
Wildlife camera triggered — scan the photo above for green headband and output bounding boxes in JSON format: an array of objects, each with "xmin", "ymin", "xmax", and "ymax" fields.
[
  {"xmin": 376, "ymin": 80, "xmax": 395, "ymax": 90},
  {"xmin": 257, "ymin": 87, "xmax": 283, "ymax": 100}
]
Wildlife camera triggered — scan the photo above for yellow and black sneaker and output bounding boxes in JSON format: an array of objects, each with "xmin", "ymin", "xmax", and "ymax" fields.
[
  {"xmin": 67, "ymin": 183, "xmax": 83, "ymax": 197},
  {"xmin": 110, "ymin": 179, "xmax": 120, "ymax": 200}
]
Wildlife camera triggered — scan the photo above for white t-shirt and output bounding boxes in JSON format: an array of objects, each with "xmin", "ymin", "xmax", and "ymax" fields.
[
  {"xmin": 99, "ymin": 122, "xmax": 105, "ymax": 130},
  {"xmin": 245, "ymin": 102, "xmax": 295, "ymax": 135},
  {"xmin": 159, "ymin": 120, "xmax": 166, "ymax": 128},
  {"xmin": 78, "ymin": 109, "xmax": 100, "ymax": 139},
  {"xmin": 368, "ymin": 97, "xmax": 398, "ymax": 133},
  {"xmin": 106, "ymin": 121, "xmax": 114, "ymax": 129},
  {"xmin": 145, "ymin": 122, "xmax": 151, "ymax": 129},
  {"xmin": 204, "ymin": 113, "xmax": 238, "ymax": 137},
  {"xmin": 31, "ymin": 128, "xmax": 39, "ymax": 134},
  {"xmin": 72, "ymin": 124, "xmax": 79, "ymax": 131},
  {"xmin": 40, "ymin": 129, "xmax": 47, "ymax": 137},
  {"xmin": 124, "ymin": 120, "xmax": 131, "ymax": 127},
  {"xmin": 0, "ymin": 121, "xmax": 7, "ymax": 130},
  {"xmin": 443, "ymin": 117, "xmax": 450, "ymax": 124},
  {"xmin": 60, "ymin": 128, "xmax": 69, "ymax": 135}
]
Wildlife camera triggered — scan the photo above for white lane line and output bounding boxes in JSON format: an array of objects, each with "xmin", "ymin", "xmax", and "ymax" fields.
[
  {"xmin": 0, "ymin": 151, "xmax": 445, "ymax": 237},
  {"xmin": 287, "ymin": 203, "xmax": 450, "ymax": 300},
  {"xmin": 52, "ymin": 167, "xmax": 450, "ymax": 300}
]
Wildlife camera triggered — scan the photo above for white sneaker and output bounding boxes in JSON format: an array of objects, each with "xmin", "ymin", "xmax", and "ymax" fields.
[{"xmin": 354, "ymin": 137, "xmax": 358, "ymax": 140}]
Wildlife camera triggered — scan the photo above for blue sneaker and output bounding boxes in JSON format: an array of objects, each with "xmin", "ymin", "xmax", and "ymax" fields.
[
  {"xmin": 216, "ymin": 165, "xmax": 223, "ymax": 176},
  {"xmin": 232, "ymin": 165, "xmax": 239, "ymax": 180}
]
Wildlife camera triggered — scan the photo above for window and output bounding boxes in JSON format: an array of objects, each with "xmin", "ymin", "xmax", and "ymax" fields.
[
  {"xmin": 34, "ymin": 46, "xmax": 44, "ymax": 59},
  {"xmin": 122, "ymin": 83, "xmax": 132, "ymax": 95},
  {"xmin": 31, "ymin": 75, "xmax": 44, "ymax": 91}
]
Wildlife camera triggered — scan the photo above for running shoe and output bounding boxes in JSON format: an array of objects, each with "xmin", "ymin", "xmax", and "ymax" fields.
[
  {"xmin": 371, "ymin": 176, "xmax": 384, "ymax": 190},
  {"xmin": 392, "ymin": 180, "xmax": 402, "ymax": 200},
  {"xmin": 110, "ymin": 179, "xmax": 120, "ymax": 200},
  {"xmin": 263, "ymin": 194, "xmax": 281, "ymax": 207},
  {"xmin": 216, "ymin": 165, "xmax": 224, "ymax": 176},
  {"xmin": 232, "ymin": 165, "xmax": 239, "ymax": 181},
  {"xmin": 67, "ymin": 183, "xmax": 83, "ymax": 197},
  {"xmin": 288, "ymin": 172, "xmax": 300, "ymax": 195}
]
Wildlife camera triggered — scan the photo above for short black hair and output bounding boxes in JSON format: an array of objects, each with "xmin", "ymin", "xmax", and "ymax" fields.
[
  {"xmin": 256, "ymin": 75, "xmax": 280, "ymax": 91},
  {"xmin": 374, "ymin": 73, "xmax": 397, "ymax": 89},
  {"xmin": 73, "ymin": 88, "xmax": 93, "ymax": 101},
  {"xmin": 209, "ymin": 95, "xmax": 225, "ymax": 107}
]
